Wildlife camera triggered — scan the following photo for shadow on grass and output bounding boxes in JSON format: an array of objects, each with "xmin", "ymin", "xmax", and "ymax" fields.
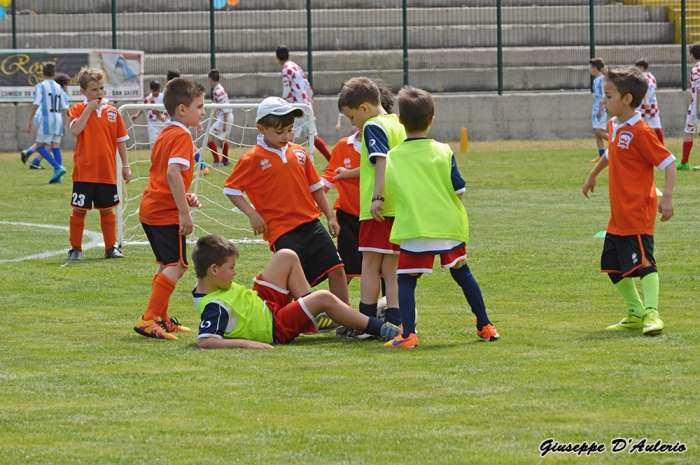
[{"xmin": 580, "ymin": 330, "xmax": 663, "ymax": 341}]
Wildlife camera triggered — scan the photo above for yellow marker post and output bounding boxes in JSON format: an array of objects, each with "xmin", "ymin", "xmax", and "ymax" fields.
[{"xmin": 460, "ymin": 127, "xmax": 469, "ymax": 153}]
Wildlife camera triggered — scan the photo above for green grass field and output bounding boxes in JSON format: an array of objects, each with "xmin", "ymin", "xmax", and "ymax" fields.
[{"xmin": 1, "ymin": 138, "xmax": 698, "ymax": 464}]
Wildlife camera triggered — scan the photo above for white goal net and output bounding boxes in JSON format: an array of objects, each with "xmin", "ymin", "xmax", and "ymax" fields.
[{"xmin": 116, "ymin": 102, "xmax": 316, "ymax": 247}]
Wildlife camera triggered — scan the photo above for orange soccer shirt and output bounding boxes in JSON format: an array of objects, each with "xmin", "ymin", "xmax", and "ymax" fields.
[
  {"xmin": 606, "ymin": 114, "xmax": 674, "ymax": 236},
  {"xmin": 69, "ymin": 100, "xmax": 129, "ymax": 184},
  {"xmin": 139, "ymin": 122, "xmax": 195, "ymax": 226},
  {"xmin": 322, "ymin": 133, "xmax": 360, "ymax": 217},
  {"xmin": 224, "ymin": 137, "xmax": 322, "ymax": 246}
]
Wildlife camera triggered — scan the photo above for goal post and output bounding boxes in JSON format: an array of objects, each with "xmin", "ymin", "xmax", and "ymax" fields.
[{"xmin": 116, "ymin": 102, "xmax": 316, "ymax": 248}]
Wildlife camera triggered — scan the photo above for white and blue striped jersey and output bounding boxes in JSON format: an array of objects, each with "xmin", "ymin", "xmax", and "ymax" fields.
[
  {"xmin": 33, "ymin": 80, "xmax": 68, "ymax": 136},
  {"xmin": 591, "ymin": 75, "xmax": 605, "ymax": 118}
]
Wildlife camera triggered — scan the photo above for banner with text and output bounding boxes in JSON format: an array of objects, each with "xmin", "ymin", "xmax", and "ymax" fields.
[{"xmin": 0, "ymin": 49, "xmax": 144, "ymax": 102}]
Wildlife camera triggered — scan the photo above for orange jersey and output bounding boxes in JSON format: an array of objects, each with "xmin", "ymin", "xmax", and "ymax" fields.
[
  {"xmin": 224, "ymin": 137, "xmax": 323, "ymax": 245},
  {"xmin": 606, "ymin": 114, "xmax": 675, "ymax": 236},
  {"xmin": 139, "ymin": 122, "xmax": 195, "ymax": 226},
  {"xmin": 322, "ymin": 133, "xmax": 361, "ymax": 217},
  {"xmin": 69, "ymin": 101, "xmax": 129, "ymax": 184}
]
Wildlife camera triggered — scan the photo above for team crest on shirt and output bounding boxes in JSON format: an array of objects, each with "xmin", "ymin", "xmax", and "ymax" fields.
[
  {"xmin": 293, "ymin": 150, "xmax": 307, "ymax": 166},
  {"xmin": 260, "ymin": 158, "xmax": 272, "ymax": 171},
  {"xmin": 617, "ymin": 131, "xmax": 633, "ymax": 149},
  {"xmin": 107, "ymin": 109, "xmax": 118, "ymax": 123},
  {"xmin": 344, "ymin": 158, "xmax": 352, "ymax": 168}
]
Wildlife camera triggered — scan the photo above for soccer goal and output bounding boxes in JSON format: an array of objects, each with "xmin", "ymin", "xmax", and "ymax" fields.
[{"xmin": 116, "ymin": 102, "xmax": 316, "ymax": 247}]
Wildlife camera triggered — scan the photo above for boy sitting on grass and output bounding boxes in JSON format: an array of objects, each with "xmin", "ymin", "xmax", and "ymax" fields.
[
  {"xmin": 582, "ymin": 67, "xmax": 676, "ymax": 335},
  {"xmin": 191, "ymin": 234, "xmax": 400, "ymax": 348}
]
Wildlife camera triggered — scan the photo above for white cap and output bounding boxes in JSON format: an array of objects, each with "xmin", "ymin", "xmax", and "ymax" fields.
[{"xmin": 256, "ymin": 97, "xmax": 304, "ymax": 123}]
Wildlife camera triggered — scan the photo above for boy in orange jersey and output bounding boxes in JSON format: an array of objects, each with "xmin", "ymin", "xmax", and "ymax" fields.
[
  {"xmin": 132, "ymin": 78, "xmax": 205, "ymax": 340},
  {"xmin": 583, "ymin": 67, "xmax": 676, "ymax": 336},
  {"xmin": 224, "ymin": 97, "xmax": 349, "ymax": 306},
  {"xmin": 322, "ymin": 125, "xmax": 362, "ymax": 282},
  {"xmin": 67, "ymin": 66, "xmax": 130, "ymax": 261}
]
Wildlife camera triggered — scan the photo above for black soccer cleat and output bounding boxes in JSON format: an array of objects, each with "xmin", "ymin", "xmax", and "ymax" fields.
[
  {"xmin": 68, "ymin": 248, "xmax": 82, "ymax": 261},
  {"xmin": 105, "ymin": 247, "xmax": 125, "ymax": 259}
]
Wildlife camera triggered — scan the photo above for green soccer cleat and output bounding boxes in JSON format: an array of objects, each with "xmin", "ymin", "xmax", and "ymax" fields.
[
  {"xmin": 676, "ymin": 162, "xmax": 690, "ymax": 171},
  {"xmin": 605, "ymin": 312, "xmax": 643, "ymax": 331},
  {"xmin": 693, "ymin": 165, "xmax": 700, "ymax": 171},
  {"xmin": 642, "ymin": 311, "xmax": 664, "ymax": 336}
]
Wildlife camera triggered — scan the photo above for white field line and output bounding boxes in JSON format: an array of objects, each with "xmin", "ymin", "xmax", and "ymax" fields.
[{"xmin": 0, "ymin": 221, "xmax": 103, "ymax": 263}]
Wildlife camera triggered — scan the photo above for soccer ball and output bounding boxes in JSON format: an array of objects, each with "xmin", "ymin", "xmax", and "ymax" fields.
[{"xmin": 376, "ymin": 296, "xmax": 418, "ymax": 323}]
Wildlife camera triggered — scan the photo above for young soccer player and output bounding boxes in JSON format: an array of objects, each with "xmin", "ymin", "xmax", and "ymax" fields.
[
  {"xmin": 635, "ymin": 58, "xmax": 664, "ymax": 144},
  {"xmin": 337, "ymin": 77, "xmax": 406, "ymax": 327},
  {"xmin": 22, "ymin": 73, "xmax": 71, "ymax": 170},
  {"xmin": 224, "ymin": 97, "xmax": 349, "ymax": 305},
  {"xmin": 275, "ymin": 45, "xmax": 332, "ymax": 161},
  {"xmin": 192, "ymin": 235, "xmax": 400, "ymax": 348},
  {"xmin": 206, "ymin": 69, "xmax": 233, "ymax": 167},
  {"xmin": 680, "ymin": 44, "xmax": 700, "ymax": 170},
  {"xmin": 133, "ymin": 78, "xmax": 206, "ymax": 340},
  {"xmin": 23, "ymin": 63, "xmax": 69, "ymax": 183},
  {"xmin": 582, "ymin": 67, "xmax": 676, "ymax": 336},
  {"xmin": 383, "ymin": 86, "xmax": 499, "ymax": 348},
  {"xmin": 130, "ymin": 80, "xmax": 166, "ymax": 146},
  {"xmin": 67, "ymin": 66, "xmax": 130, "ymax": 260},
  {"xmin": 589, "ymin": 58, "xmax": 608, "ymax": 163}
]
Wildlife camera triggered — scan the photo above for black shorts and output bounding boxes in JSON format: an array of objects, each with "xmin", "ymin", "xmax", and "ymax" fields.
[
  {"xmin": 601, "ymin": 233, "xmax": 655, "ymax": 277},
  {"xmin": 70, "ymin": 182, "xmax": 120, "ymax": 210},
  {"xmin": 272, "ymin": 219, "xmax": 344, "ymax": 287},
  {"xmin": 142, "ymin": 223, "xmax": 188, "ymax": 267},
  {"xmin": 336, "ymin": 209, "xmax": 362, "ymax": 277}
]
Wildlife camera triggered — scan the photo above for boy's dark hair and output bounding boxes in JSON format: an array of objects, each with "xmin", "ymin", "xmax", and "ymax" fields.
[
  {"xmin": 163, "ymin": 78, "xmax": 206, "ymax": 116},
  {"xmin": 257, "ymin": 112, "xmax": 296, "ymax": 129},
  {"xmin": 373, "ymin": 78, "xmax": 394, "ymax": 113},
  {"xmin": 192, "ymin": 234, "xmax": 240, "ymax": 279},
  {"xmin": 208, "ymin": 69, "xmax": 220, "ymax": 82},
  {"xmin": 635, "ymin": 58, "xmax": 649, "ymax": 70},
  {"xmin": 337, "ymin": 77, "xmax": 380, "ymax": 111},
  {"xmin": 691, "ymin": 44, "xmax": 700, "ymax": 60},
  {"xmin": 149, "ymin": 80, "xmax": 161, "ymax": 91},
  {"xmin": 42, "ymin": 63, "xmax": 56, "ymax": 77},
  {"xmin": 589, "ymin": 57, "xmax": 605, "ymax": 71},
  {"xmin": 276, "ymin": 45, "xmax": 290, "ymax": 61},
  {"xmin": 397, "ymin": 86, "xmax": 434, "ymax": 133},
  {"xmin": 77, "ymin": 66, "xmax": 104, "ymax": 89},
  {"xmin": 166, "ymin": 68, "xmax": 181, "ymax": 82},
  {"xmin": 54, "ymin": 73, "xmax": 70, "ymax": 88},
  {"xmin": 605, "ymin": 67, "xmax": 648, "ymax": 108}
]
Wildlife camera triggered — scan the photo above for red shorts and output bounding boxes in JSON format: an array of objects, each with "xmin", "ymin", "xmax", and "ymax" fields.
[
  {"xmin": 359, "ymin": 217, "xmax": 399, "ymax": 254},
  {"xmin": 397, "ymin": 245, "xmax": 466, "ymax": 276},
  {"xmin": 253, "ymin": 275, "xmax": 316, "ymax": 344}
]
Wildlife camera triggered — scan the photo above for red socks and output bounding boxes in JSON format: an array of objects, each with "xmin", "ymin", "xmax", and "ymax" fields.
[
  {"xmin": 682, "ymin": 141, "xmax": 693, "ymax": 165},
  {"xmin": 143, "ymin": 273, "xmax": 176, "ymax": 321},
  {"xmin": 653, "ymin": 128, "xmax": 664, "ymax": 145},
  {"xmin": 207, "ymin": 140, "xmax": 220, "ymax": 163},
  {"xmin": 222, "ymin": 141, "xmax": 229, "ymax": 163},
  {"xmin": 100, "ymin": 211, "xmax": 117, "ymax": 250},
  {"xmin": 314, "ymin": 137, "xmax": 332, "ymax": 161},
  {"xmin": 69, "ymin": 210, "xmax": 87, "ymax": 250}
]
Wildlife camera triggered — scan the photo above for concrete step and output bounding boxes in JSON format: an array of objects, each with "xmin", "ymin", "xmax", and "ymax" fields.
[
  {"xmin": 19, "ymin": 0, "xmax": 605, "ymax": 15},
  {"xmin": 4, "ymin": 22, "xmax": 674, "ymax": 53},
  {"xmin": 0, "ymin": 5, "xmax": 667, "ymax": 33}
]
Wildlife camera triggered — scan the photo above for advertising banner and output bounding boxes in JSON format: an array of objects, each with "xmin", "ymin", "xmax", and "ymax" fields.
[{"xmin": 0, "ymin": 49, "xmax": 144, "ymax": 102}]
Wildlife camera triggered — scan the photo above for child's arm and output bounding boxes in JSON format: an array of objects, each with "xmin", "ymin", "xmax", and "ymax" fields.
[
  {"xmin": 130, "ymin": 109, "xmax": 143, "ymax": 120},
  {"xmin": 117, "ymin": 140, "xmax": 131, "ymax": 183},
  {"xmin": 335, "ymin": 113, "xmax": 343, "ymax": 131},
  {"xmin": 167, "ymin": 164, "xmax": 193, "ymax": 235},
  {"xmin": 370, "ymin": 157, "xmax": 387, "ymax": 221},
  {"xmin": 198, "ymin": 337, "xmax": 273, "ymax": 349},
  {"xmin": 227, "ymin": 194, "xmax": 268, "ymax": 236},
  {"xmin": 26, "ymin": 104, "xmax": 39, "ymax": 133},
  {"xmin": 659, "ymin": 163, "xmax": 676, "ymax": 222},
  {"xmin": 334, "ymin": 167, "xmax": 360, "ymax": 180},
  {"xmin": 582, "ymin": 155, "xmax": 609, "ymax": 198},
  {"xmin": 62, "ymin": 108, "xmax": 69, "ymax": 136},
  {"xmin": 71, "ymin": 99, "xmax": 101, "ymax": 136},
  {"xmin": 311, "ymin": 188, "xmax": 340, "ymax": 238}
]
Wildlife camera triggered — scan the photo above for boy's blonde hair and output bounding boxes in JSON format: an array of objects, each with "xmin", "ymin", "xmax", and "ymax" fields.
[
  {"xmin": 337, "ymin": 77, "xmax": 380, "ymax": 110},
  {"xmin": 77, "ymin": 66, "xmax": 104, "ymax": 89},
  {"xmin": 163, "ymin": 78, "xmax": 206, "ymax": 116},
  {"xmin": 397, "ymin": 86, "xmax": 434, "ymax": 133},
  {"xmin": 192, "ymin": 234, "xmax": 240, "ymax": 279},
  {"xmin": 605, "ymin": 67, "xmax": 648, "ymax": 108}
]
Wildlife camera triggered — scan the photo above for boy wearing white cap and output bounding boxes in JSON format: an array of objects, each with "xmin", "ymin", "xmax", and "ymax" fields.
[{"xmin": 223, "ymin": 97, "xmax": 349, "ymax": 306}]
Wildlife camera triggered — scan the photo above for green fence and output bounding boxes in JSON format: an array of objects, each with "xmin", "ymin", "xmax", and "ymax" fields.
[{"xmin": 0, "ymin": 0, "xmax": 693, "ymax": 97}]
